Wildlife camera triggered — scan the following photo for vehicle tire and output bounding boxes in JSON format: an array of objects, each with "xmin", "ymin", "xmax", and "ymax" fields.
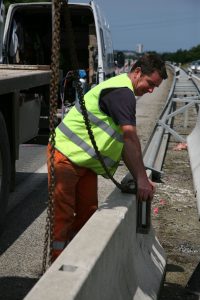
[{"xmin": 0, "ymin": 112, "xmax": 11, "ymax": 234}]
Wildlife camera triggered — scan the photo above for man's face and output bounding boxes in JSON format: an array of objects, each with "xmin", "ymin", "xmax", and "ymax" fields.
[{"xmin": 133, "ymin": 69, "xmax": 163, "ymax": 96}]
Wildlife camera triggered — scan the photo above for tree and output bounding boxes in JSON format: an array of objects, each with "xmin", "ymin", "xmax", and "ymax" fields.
[{"xmin": 161, "ymin": 45, "xmax": 200, "ymax": 64}]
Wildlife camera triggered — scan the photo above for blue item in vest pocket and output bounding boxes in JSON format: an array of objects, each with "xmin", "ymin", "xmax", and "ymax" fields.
[
  {"xmin": 79, "ymin": 69, "xmax": 87, "ymax": 78},
  {"xmin": 75, "ymin": 69, "xmax": 88, "ymax": 102}
]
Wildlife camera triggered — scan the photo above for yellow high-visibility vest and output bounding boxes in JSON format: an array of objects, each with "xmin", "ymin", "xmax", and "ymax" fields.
[{"xmin": 55, "ymin": 73, "xmax": 134, "ymax": 176}]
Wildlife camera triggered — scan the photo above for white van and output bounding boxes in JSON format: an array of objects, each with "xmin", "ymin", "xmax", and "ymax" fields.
[
  {"xmin": 2, "ymin": 1, "xmax": 115, "ymax": 86},
  {"xmin": 0, "ymin": 0, "xmax": 5, "ymax": 62}
]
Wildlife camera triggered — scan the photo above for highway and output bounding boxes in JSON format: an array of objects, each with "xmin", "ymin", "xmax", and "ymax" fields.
[{"xmin": 0, "ymin": 69, "xmax": 199, "ymax": 300}]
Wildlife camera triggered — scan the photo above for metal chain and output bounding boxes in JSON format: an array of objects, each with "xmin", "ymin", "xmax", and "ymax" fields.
[
  {"xmin": 62, "ymin": 1, "xmax": 123, "ymax": 190},
  {"xmin": 74, "ymin": 75, "xmax": 122, "ymax": 190},
  {"xmin": 42, "ymin": 0, "xmax": 132, "ymax": 274},
  {"xmin": 42, "ymin": 0, "xmax": 61, "ymax": 274}
]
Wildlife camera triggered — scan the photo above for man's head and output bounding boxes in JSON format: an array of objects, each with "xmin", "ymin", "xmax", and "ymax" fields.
[{"xmin": 129, "ymin": 53, "xmax": 168, "ymax": 96}]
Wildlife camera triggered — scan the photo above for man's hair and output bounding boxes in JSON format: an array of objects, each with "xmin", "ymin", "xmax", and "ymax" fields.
[{"xmin": 130, "ymin": 53, "xmax": 168, "ymax": 80}]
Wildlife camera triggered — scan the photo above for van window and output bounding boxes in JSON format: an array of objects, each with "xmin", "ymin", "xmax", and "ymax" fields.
[{"xmin": 100, "ymin": 28, "xmax": 105, "ymax": 57}]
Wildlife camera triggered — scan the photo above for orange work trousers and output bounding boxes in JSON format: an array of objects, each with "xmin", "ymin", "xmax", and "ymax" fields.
[{"xmin": 47, "ymin": 144, "xmax": 98, "ymax": 261}]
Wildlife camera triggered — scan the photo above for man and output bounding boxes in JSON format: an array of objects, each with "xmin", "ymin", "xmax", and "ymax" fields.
[{"xmin": 47, "ymin": 53, "xmax": 168, "ymax": 261}]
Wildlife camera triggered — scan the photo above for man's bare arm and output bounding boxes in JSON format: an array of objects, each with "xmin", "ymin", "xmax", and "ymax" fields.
[{"xmin": 121, "ymin": 124, "xmax": 154, "ymax": 201}]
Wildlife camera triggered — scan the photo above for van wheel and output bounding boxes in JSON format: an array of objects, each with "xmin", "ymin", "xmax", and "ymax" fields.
[{"xmin": 0, "ymin": 112, "xmax": 11, "ymax": 234}]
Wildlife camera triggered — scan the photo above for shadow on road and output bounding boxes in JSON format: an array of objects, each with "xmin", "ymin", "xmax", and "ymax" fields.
[
  {"xmin": 0, "ymin": 276, "xmax": 38, "ymax": 300},
  {"xmin": 0, "ymin": 176, "xmax": 48, "ymax": 255}
]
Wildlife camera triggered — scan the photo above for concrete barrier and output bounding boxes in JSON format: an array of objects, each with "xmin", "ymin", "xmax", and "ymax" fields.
[
  {"xmin": 25, "ymin": 188, "xmax": 166, "ymax": 300},
  {"xmin": 187, "ymin": 109, "xmax": 200, "ymax": 218}
]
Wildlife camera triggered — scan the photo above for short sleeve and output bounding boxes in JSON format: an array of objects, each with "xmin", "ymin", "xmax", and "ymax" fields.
[{"xmin": 99, "ymin": 87, "xmax": 136, "ymax": 126}]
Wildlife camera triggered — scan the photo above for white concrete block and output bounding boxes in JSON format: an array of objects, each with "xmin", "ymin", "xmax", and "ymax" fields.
[
  {"xmin": 187, "ymin": 110, "xmax": 200, "ymax": 218},
  {"xmin": 24, "ymin": 189, "xmax": 166, "ymax": 300}
]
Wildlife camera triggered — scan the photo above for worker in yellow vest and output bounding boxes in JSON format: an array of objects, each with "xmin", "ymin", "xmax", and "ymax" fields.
[{"xmin": 47, "ymin": 53, "xmax": 168, "ymax": 261}]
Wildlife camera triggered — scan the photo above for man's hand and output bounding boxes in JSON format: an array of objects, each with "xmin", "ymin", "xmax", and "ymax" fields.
[
  {"xmin": 148, "ymin": 178, "xmax": 156, "ymax": 193},
  {"xmin": 136, "ymin": 177, "xmax": 155, "ymax": 202},
  {"xmin": 121, "ymin": 124, "xmax": 156, "ymax": 202}
]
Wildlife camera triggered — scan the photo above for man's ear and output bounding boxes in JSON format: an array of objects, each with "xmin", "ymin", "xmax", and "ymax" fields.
[
  {"xmin": 133, "ymin": 67, "xmax": 142, "ymax": 80},
  {"xmin": 134, "ymin": 67, "xmax": 142, "ymax": 75}
]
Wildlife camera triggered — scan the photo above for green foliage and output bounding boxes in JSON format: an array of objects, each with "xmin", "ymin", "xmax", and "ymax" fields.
[{"xmin": 161, "ymin": 44, "xmax": 200, "ymax": 64}]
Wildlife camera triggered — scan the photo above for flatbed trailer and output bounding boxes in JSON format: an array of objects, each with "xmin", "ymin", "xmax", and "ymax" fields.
[
  {"xmin": 0, "ymin": 65, "xmax": 50, "ymax": 94},
  {"xmin": 0, "ymin": 64, "xmax": 51, "ymax": 231}
]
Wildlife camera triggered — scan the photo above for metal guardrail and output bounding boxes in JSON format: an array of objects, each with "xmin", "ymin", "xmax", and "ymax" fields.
[
  {"xmin": 143, "ymin": 64, "xmax": 176, "ymax": 179},
  {"xmin": 143, "ymin": 65, "xmax": 200, "ymax": 178},
  {"xmin": 121, "ymin": 64, "xmax": 176, "ymax": 233},
  {"xmin": 123, "ymin": 64, "xmax": 200, "ymax": 230},
  {"xmin": 191, "ymin": 74, "xmax": 200, "ymax": 82}
]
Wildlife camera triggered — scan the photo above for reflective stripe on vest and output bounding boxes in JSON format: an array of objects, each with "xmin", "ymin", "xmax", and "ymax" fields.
[
  {"xmin": 74, "ymin": 101, "xmax": 123, "ymax": 143},
  {"xmin": 58, "ymin": 122, "xmax": 117, "ymax": 167}
]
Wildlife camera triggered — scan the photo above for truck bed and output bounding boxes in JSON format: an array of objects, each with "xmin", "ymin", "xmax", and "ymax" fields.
[{"xmin": 0, "ymin": 64, "xmax": 51, "ymax": 95}]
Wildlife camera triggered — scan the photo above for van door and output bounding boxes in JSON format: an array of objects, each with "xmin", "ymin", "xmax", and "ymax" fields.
[
  {"xmin": 0, "ymin": 0, "xmax": 5, "ymax": 62},
  {"xmin": 90, "ymin": 1, "xmax": 105, "ymax": 83},
  {"xmin": 90, "ymin": 1, "xmax": 114, "ymax": 83}
]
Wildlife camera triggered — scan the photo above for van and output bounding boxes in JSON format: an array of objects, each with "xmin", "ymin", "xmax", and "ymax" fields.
[
  {"xmin": 0, "ymin": 0, "xmax": 5, "ymax": 62},
  {"xmin": 2, "ymin": 1, "xmax": 115, "ymax": 89}
]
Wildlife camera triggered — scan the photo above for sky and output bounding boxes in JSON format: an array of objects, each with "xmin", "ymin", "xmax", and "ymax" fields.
[{"xmin": 71, "ymin": 0, "xmax": 200, "ymax": 53}]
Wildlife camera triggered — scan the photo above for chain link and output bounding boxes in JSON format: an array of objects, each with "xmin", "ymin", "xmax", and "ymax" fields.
[
  {"xmin": 74, "ymin": 74, "xmax": 122, "ymax": 189},
  {"xmin": 42, "ymin": 0, "xmax": 127, "ymax": 274},
  {"xmin": 42, "ymin": 0, "xmax": 61, "ymax": 274},
  {"xmin": 62, "ymin": 1, "xmax": 123, "ymax": 189}
]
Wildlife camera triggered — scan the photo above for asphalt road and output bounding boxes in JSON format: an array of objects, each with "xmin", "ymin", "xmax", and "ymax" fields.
[{"xmin": 0, "ymin": 144, "xmax": 48, "ymax": 300}]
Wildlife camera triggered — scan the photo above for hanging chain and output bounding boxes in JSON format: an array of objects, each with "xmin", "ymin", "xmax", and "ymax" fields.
[
  {"xmin": 42, "ymin": 0, "xmax": 61, "ymax": 274},
  {"xmin": 62, "ymin": 1, "xmax": 123, "ymax": 190},
  {"xmin": 74, "ymin": 76, "xmax": 122, "ymax": 189},
  {"xmin": 42, "ymin": 0, "xmax": 134, "ymax": 274}
]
